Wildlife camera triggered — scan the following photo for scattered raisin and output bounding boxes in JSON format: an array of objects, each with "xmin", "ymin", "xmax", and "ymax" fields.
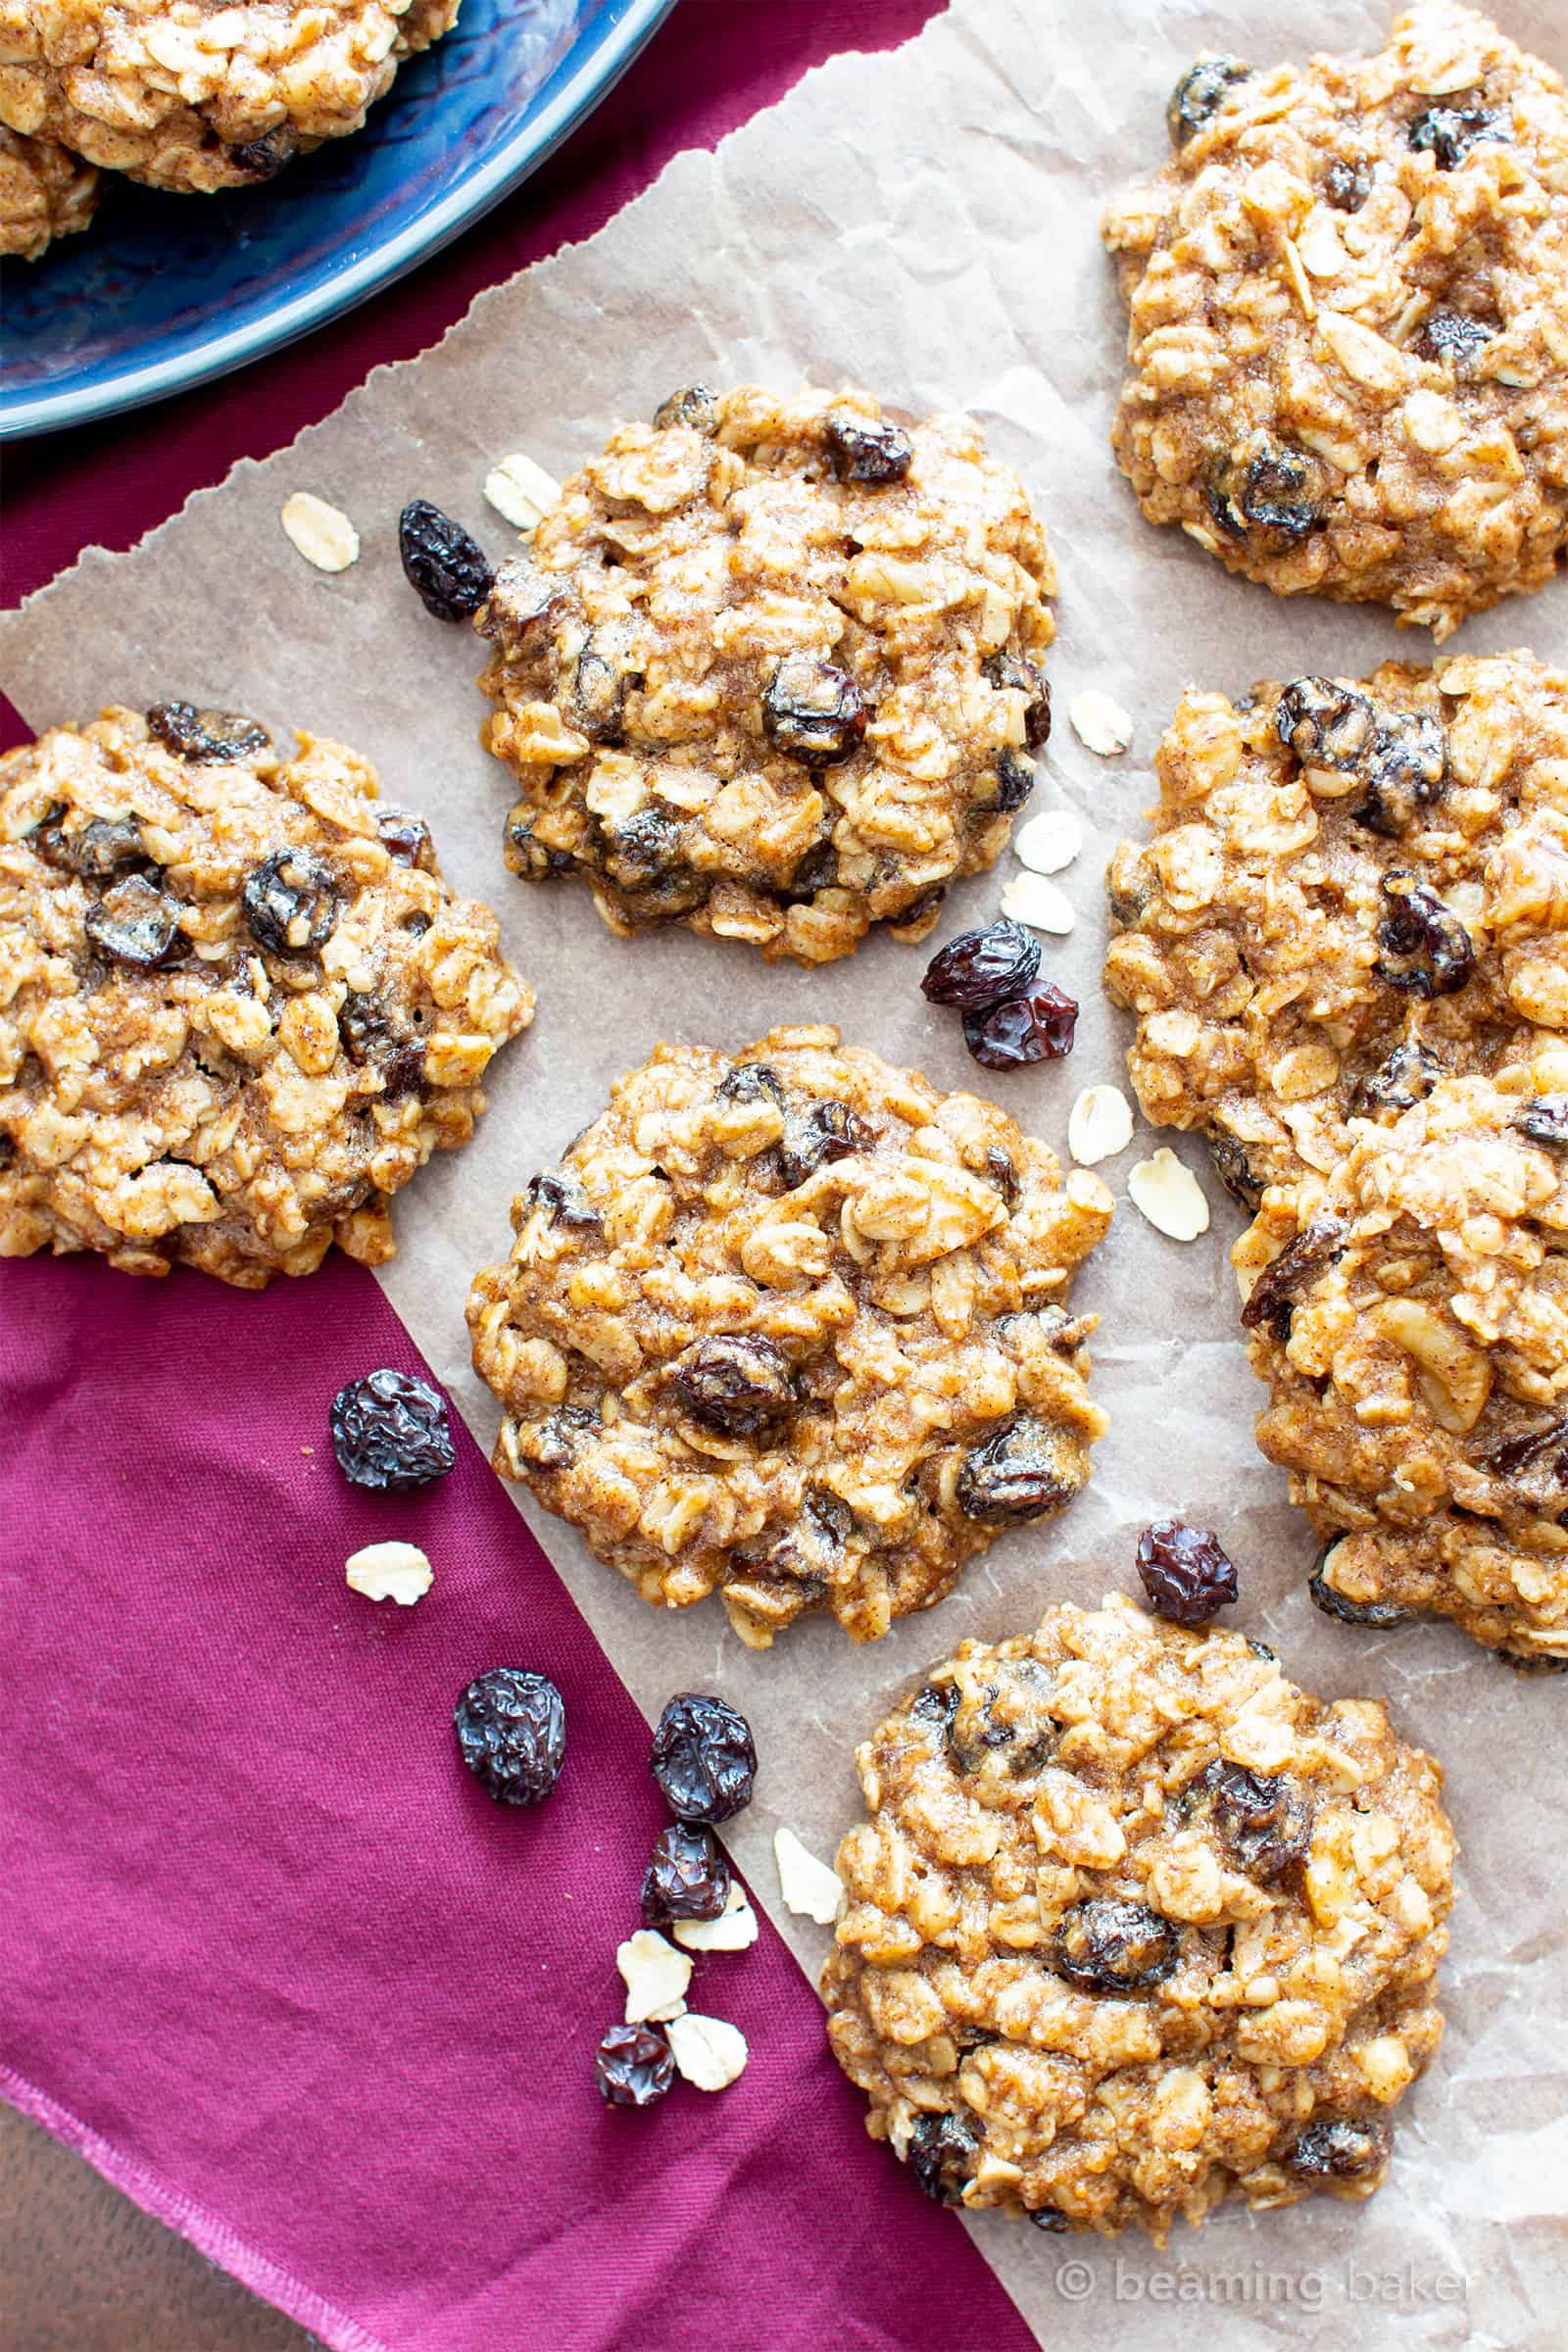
[
  {"xmin": 1514, "ymin": 1097, "xmax": 1568, "ymax": 1152},
  {"xmin": 921, "ymin": 918, "xmax": 1040, "ymax": 1010},
  {"xmin": 650, "ymin": 1692, "xmax": 757, "ymax": 1824},
  {"xmin": 1051, "ymin": 1896, "xmax": 1179, "ymax": 1995},
  {"xmin": 962, "ymin": 981, "xmax": 1078, "ymax": 1072},
  {"xmin": 1308, "ymin": 1544, "xmax": 1411, "ymax": 1629},
  {"xmin": 224, "ymin": 128, "xmax": 297, "ymax": 179},
  {"xmin": 398, "ymin": 498, "xmax": 495, "ymax": 622},
  {"xmin": 1165, "ymin": 56, "xmax": 1252, "ymax": 147},
  {"xmin": 717, "ymin": 1060, "xmax": 787, "ymax": 1109},
  {"xmin": 505, "ymin": 815, "xmax": 576, "ymax": 879},
  {"xmin": 1323, "ymin": 158, "xmax": 1372, "ymax": 212},
  {"xmin": 1352, "ymin": 710, "xmax": 1448, "ymax": 836},
  {"xmin": 640, "ymin": 1823, "xmax": 733, "ymax": 1927},
  {"xmin": 1408, "ymin": 102, "xmax": 1510, "ymax": 171},
  {"xmin": 1479, "ymin": 1414, "xmax": 1568, "ymax": 1482},
  {"xmin": 1496, "ymin": 1648, "xmax": 1568, "ymax": 1677},
  {"xmin": 761, "ymin": 654, "xmax": 866, "ymax": 765},
  {"xmin": 1240, "ymin": 1214, "xmax": 1347, "ymax": 1339},
  {"xmin": 337, "ymin": 993, "xmax": 424, "ymax": 1096},
  {"xmin": 1274, "ymin": 676, "xmax": 1374, "ymax": 770},
  {"xmin": 1206, "ymin": 1129, "xmax": 1264, "ymax": 1213},
  {"xmin": 1029, "ymin": 2206, "xmax": 1071, "ymax": 2232},
  {"xmin": 737, "ymin": 1488, "xmax": 853, "ymax": 1596},
  {"xmin": 1188, "ymin": 1759, "xmax": 1311, "ymax": 1882},
  {"xmin": 1349, "ymin": 1041, "xmax": 1444, "ymax": 1120},
  {"xmin": 1209, "ymin": 442, "xmax": 1324, "ymax": 541},
  {"xmin": 1376, "ymin": 871, "xmax": 1474, "ymax": 998},
  {"xmin": 669, "ymin": 1336, "xmax": 798, "ymax": 1439},
  {"xmin": 1136, "ymin": 1520, "xmax": 1239, "ymax": 1626},
  {"xmin": 571, "ymin": 631, "xmax": 632, "ymax": 744},
  {"xmin": 985, "ymin": 651, "xmax": 1052, "ymax": 749},
  {"xmin": 906, "ymin": 2111, "xmax": 980, "ymax": 2205},
  {"xmin": 83, "ymin": 874, "xmax": 188, "ymax": 970},
  {"xmin": 375, "ymin": 808, "xmax": 432, "ymax": 866},
  {"xmin": 527, "ymin": 1403, "xmax": 598, "ymax": 1472},
  {"xmin": 455, "ymin": 1667, "xmax": 566, "ymax": 1804},
  {"xmin": 653, "ymin": 384, "xmax": 719, "ymax": 434},
  {"xmin": 1284, "ymin": 2117, "xmax": 1390, "ymax": 2180},
  {"xmin": 601, "ymin": 808, "xmax": 696, "ymax": 903},
  {"xmin": 242, "ymin": 848, "xmax": 340, "ymax": 956},
  {"xmin": 329, "ymin": 1367, "xmax": 454, "ymax": 1490},
  {"xmin": 1412, "ymin": 308, "xmax": 1495, "ymax": 370},
  {"xmin": 823, "ymin": 409, "xmax": 913, "ymax": 483},
  {"xmin": 993, "ymin": 748, "xmax": 1037, "ymax": 811},
  {"xmin": 956, "ymin": 1415, "xmax": 1085, "ymax": 1524},
  {"xmin": 525, "ymin": 1170, "xmax": 601, "ymax": 1230},
  {"xmin": 595, "ymin": 2022, "xmax": 674, "ymax": 2109},
  {"xmin": 983, "ymin": 1145, "xmax": 1018, "ymax": 1206},
  {"xmin": 776, "ymin": 1099, "xmax": 874, "ymax": 1188},
  {"xmin": 909, "ymin": 1681, "xmax": 961, "ymax": 1738},
  {"xmin": 477, "ymin": 559, "xmax": 564, "ymax": 644},
  {"xmin": 38, "ymin": 814, "xmax": 149, "ymax": 879},
  {"xmin": 147, "ymin": 701, "xmax": 271, "ymax": 763}
]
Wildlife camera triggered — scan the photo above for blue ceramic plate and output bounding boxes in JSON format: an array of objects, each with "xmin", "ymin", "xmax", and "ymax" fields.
[{"xmin": 0, "ymin": 0, "xmax": 674, "ymax": 439}]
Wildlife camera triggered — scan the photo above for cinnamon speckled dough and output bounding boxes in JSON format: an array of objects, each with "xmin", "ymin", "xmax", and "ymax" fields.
[
  {"xmin": 475, "ymin": 382, "xmax": 1057, "ymax": 964},
  {"xmin": 823, "ymin": 1594, "xmax": 1454, "ymax": 2240},
  {"xmin": 0, "ymin": 122, "xmax": 95, "ymax": 256},
  {"xmin": 1102, "ymin": 2, "xmax": 1568, "ymax": 638},
  {"xmin": 1236, "ymin": 1055, "xmax": 1568, "ymax": 1665},
  {"xmin": 1103, "ymin": 648, "xmax": 1568, "ymax": 1205},
  {"xmin": 0, "ymin": 0, "xmax": 460, "ymax": 193},
  {"xmin": 0, "ymin": 706, "xmax": 533, "ymax": 1287},
  {"xmin": 467, "ymin": 1026, "xmax": 1111, "ymax": 1647}
]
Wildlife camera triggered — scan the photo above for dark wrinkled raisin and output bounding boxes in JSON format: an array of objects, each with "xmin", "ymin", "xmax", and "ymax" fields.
[
  {"xmin": 337, "ymin": 993, "xmax": 424, "ymax": 1097},
  {"xmin": 1274, "ymin": 677, "xmax": 1375, "ymax": 770},
  {"xmin": 1247, "ymin": 1637, "xmax": 1280, "ymax": 1663},
  {"xmin": 37, "ymin": 813, "xmax": 149, "ymax": 879},
  {"xmin": 595, "ymin": 2022, "xmax": 674, "ymax": 2109},
  {"xmin": 398, "ymin": 498, "xmax": 495, "ymax": 622},
  {"xmin": 329, "ymin": 1366, "xmax": 454, "ymax": 1490},
  {"xmin": 1353, "ymin": 710, "xmax": 1448, "ymax": 836},
  {"xmin": 653, "ymin": 383, "xmax": 719, "ymax": 434},
  {"xmin": 527, "ymin": 1403, "xmax": 597, "ymax": 1472},
  {"xmin": 1166, "ymin": 56, "xmax": 1252, "ymax": 147},
  {"xmin": 1029, "ymin": 2206, "xmax": 1071, "ymax": 2232},
  {"xmin": 1480, "ymin": 1414, "xmax": 1568, "ymax": 1481},
  {"xmin": 242, "ymin": 848, "xmax": 339, "ymax": 956},
  {"xmin": 524, "ymin": 1170, "xmax": 601, "ymax": 1230},
  {"xmin": 1514, "ymin": 1097, "xmax": 1568, "ymax": 1152},
  {"xmin": 1240, "ymin": 1214, "xmax": 1347, "ymax": 1339},
  {"xmin": 1408, "ymin": 102, "xmax": 1510, "ymax": 171},
  {"xmin": 909, "ymin": 1680, "xmax": 961, "ymax": 1737},
  {"xmin": 993, "ymin": 748, "xmax": 1037, "ymax": 812},
  {"xmin": 1189, "ymin": 1759, "xmax": 1311, "ymax": 1882},
  {"xmin": 985, "ymin": 651, "xmax": 1052, "ymax": 749},
  {"xmin": 962, "ymin": 982, "xmax": 1078, "ymax": 1072},
  {"xmin": 670, "ymin": 1336, "xmax": 798, "ymax": 1438},
  {"xmin": 1285, "ymin": 2117, "xmax": 1391, "ymax": 2181},
  {"xmin": 1323, "ymin": 158, "xmax": 1372, "ymax": 212},
  {"xmin": 224, "ymin": 128, "xmax": 297, "ymax": 178},
  {"xmin": 1308, "ymin": 1543, "xmax": 1411, "ymax": 1629},
  {"xmin": 477, "ymin": 559, "xmax": 565, "ymax": 644},
  {"xmin": 1206, "ymin": 1129, "xmax": 1264, "ymax": 1213},
  {"xmin": 1136, "ymin": 1520, "xmax": 1239, "ymax": 1626},
  {"xmin": 454, "ymin": 1667, "xmax": 566, "ymax": 1804},
  {"xmin": 1376, "ymin": 871, "xmax": 1474, "ymax": 999},
  {"xmin": 650, "ymin": 1692, "xmax": 756, "ymax": 1824},
  {"xmin": 1412, "ymin": 308, "xmax": 1495, "ymax": 370},
  {"xmin": 906, "ymin": 2111, "xmax": 980, "ymax": 2205},
  {"xmin": 375, "ymin": 808, "xmax": 432, "ymax": 866},
  {"xmin": 761, "ymin": 654, "xmax": 866, "ymax": 765},
  {"xmin": 947, "ymin": 1662, "xmax": 1058, "ymax": 1780},
  {"xmin": 1496, "ymin": 1648, "xmax": 1568, "ymax": 1676},
  {"xmin": 921, "ymin": 918, "xmax": 1040, "ymax": 1010},
  {"xmin": 956, "ymin": 1415, "xmax": 1085, "ymax": 1524},
  {"xmin": 786, "ymin": 836, "xmax": 839, "ymax": 898},
  {"xmin": 640, "ymin": 1823, "xmax": 732, "ymax": 1927},
  {"xmin": 824, "ymin": 409, "xmax": 913, "ymax": 484},
  {"xmin": 718, "ymin": 1060, "xmax": 787, "ymax": 1109},
  {"xmin": 1350, "ymin": 1041, "xmax": 1444, "ymax": 1119},
  {"xmin": 983, "ymin": 1146, "xmax": 1018, "ymax": 1206},
  {"xmin": 601, "ymin": 808, "xmax": 694, "ymax": 900},
  {"xmin": 505, "ymin": 815, "xmax": 576, "ymax": 879},
  {"xmin": 1209, "ymin": 442, "xmax": 1324, "ymax": 540},
  {"xmin": 777, "ymin": 1099, "xmax": 874, "ymax": 1188},
  {"xmin": 147, "ymin": 701, "xmax": 271, "ymax": 763},
  {"xmin": 83, "ymin": 874, "xmax": 188, "ymax": 970},
  {"xmin": 1051, "ymin": 1897, "xmax": 1179, "ymax": 1995},
  {"xmin": 737, "ymin": 1488, "xmax": 853, "ymax": 1596},
  {"xmin": 572, "ymin": 632, "xmax": 632, "ymax": 744}
]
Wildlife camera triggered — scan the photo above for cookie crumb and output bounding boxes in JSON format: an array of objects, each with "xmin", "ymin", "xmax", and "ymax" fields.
[
  {"xmin": 344, "ymin": 1540, "xmax": 433, "ymax": 1605},
  {"xmin": 665, "ymin": 2011, "xmax": 749, "ymax": 2091},
  {"xmin": 774, "ymin": 1826, "xmax": 842, "ymax": 1924},
  {"xmin": 1068, "ymin": 1084, "xmax": 1135, "ymax": 1166},
  {"xmin": 1128, "ymin": 1149, "xmax": 1210, "ymax": 1240},
  {"xmin": 279, "ymin": 492, "xmax": 360, "ymax": 573},
  {"xmin": 483, "ymin": 452, "xmax": 562, "ymax": 532},
  {"xmin": 1068, "ymin": 690, "xmax": 1134, "ymax": 757}
]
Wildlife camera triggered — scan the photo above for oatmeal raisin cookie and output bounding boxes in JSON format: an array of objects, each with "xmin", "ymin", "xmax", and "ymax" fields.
[
  {"xmin": 1236, "ymin": 1054, "xmax": 1568, "ymax": 1664},
  {"xmin": 466, "ymin": 1026, "xmax": 1111, "ymax": 1645},
  {"xmin": 824, "ymin": 1593, "xmax": 1454, "ymax": 2238},
  {"xmin": 0, "ymin": 703, "xmax": 533, "ymax": 1286},
  {"xmin": 0, "ymin": 0, "xmax": 460, "ymax": 194},
  {"xmin": 475, "ymin": 383, "xmax": 1057, "ymax": 964},
  {"xmin": 1102, "ymin": 3, "xmax": 1568, "ymax": 636},
  {"xmin": 0, "ymin": 121, "xmax": 95, "ymax": 256},
  {"xmin": 1103, "ymin": 648, "xmax": 1568, "ymax": 1202}
]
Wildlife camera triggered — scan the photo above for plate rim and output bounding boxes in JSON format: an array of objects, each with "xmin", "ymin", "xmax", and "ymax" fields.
[{"xmin": 0, "ymin": 0, "xmax": 677, "ymax": 442}]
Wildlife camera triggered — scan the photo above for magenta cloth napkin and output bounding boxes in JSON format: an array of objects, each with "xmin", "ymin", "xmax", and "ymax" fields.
[{"xmin": 0, "ymin": 1253, "xmax": 1035, "ymax": 2350}]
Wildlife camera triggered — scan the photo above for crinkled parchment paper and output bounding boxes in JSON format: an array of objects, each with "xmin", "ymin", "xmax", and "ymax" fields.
[{"xmin": 4, "ymin": 2, "xmax": 1565, "ymax": 2342}]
